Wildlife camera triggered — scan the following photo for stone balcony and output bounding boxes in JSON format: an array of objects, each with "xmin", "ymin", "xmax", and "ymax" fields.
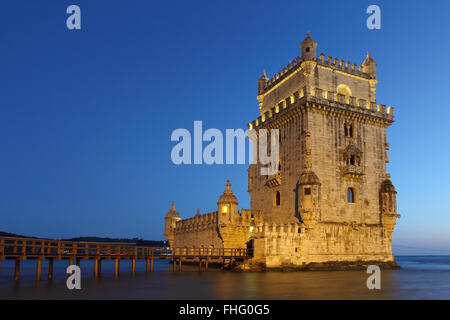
[{"xmin": 343, "ymin": 165, "xmax": 364, "ymax": 178}]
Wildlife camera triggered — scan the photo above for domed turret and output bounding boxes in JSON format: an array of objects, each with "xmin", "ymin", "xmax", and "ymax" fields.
[
  {"xmin": 218, "ymin": 180, "xmax": 238, "ymax": 205},
  {"xmin": 362, "ymin": 52, "xmax": 377, "ymax": 79},
  {"xmin": 300, "ymin": 31, "xmax": 317, "ymax": 61},
  {"xmin": 298, "ymin": 170, "xmax": 322, "ymax": 230},
  {"xmin": 298, "ymin": 171, "xmax": 321, "ymax": 186},
  {"xmin": 380, "ymin": 179, "xmax": 396, "ymax": 194},
  {"xmin": 165, "ymin": 201, "xmax": 180, "ymax": 219},
  {"xmin": 217, "ymin": 180, "xmax": 238, "ymax": 224},
  {"xmin": 258, "ymin": 70, "xmax": 269, "ymax": 95},
  {"xmin": 380, "ymin": 179, "xmax": 400, "ymax": 241},
  {"xmin": 163, "ymin": 202, "xmax": 181, "ymax": 247}
]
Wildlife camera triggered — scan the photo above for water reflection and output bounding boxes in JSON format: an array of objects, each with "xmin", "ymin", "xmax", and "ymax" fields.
[{"xmin": 0, "ymin": 257, "xmax": 449, "ymax": 299}]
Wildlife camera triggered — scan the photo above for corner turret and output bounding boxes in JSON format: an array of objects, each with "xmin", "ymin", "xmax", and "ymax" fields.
[
  {"xmin": 217, "ymin": 180, "xmax": 238, "ymax": 224},
  {"xmin": 380, "ymin": 179, "xmax": 400, "ymax": 241},
  {"xmin": 163, "ymin": 202, "xmax": 181, "ymax": 247},
  {"xmin": 300, "ymin": 31, "xmax": 317, "ymax": 61},
  {"xmin": 362, "ymin": 52, "xmax": 377, "ymax": 79},
  {"xmin": 300, "ymin": 31, "xmax": 318, "ymax": 76},
  {"xmin": 258, "ymin": 70, "xmax": 269, "ymax": 95},
  {"xmin": 298, "ymin": 171, "xmax": 321, "ymax": 230}
]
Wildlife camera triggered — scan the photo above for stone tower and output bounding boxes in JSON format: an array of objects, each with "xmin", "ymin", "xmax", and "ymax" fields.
[
  {"xmin": 248, "ymin": 32, "xmax": 400, "ymax": 266},
  {"xmin": 163, "ymin": 32, "xmax": 400, "ymax": 269}
]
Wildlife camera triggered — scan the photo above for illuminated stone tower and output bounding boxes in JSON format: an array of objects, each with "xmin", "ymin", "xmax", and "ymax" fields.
[
  {"xmin": 247, "ymin": 32, "xmax": 400, "ymax": 267},
  {"xmin": 163, "ymin": 32, "xmax": 400, "ymax": 269}
]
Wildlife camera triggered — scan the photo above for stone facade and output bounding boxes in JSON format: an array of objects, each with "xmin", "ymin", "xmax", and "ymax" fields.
[{"xmin": 164, "ymin": 32, "xmax": 400, "ymax": 269}]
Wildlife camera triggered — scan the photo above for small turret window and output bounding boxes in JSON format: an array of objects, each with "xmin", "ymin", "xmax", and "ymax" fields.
[
  {"xmin": 306, "ymin": 47, "xmax": 310, "ymax": 52},
  {"xmin": 304, "ymin": 188, "xmax": 311, "ymax": 195},
  {"xmin": 222, "ymin": 205, "xmax": 228, "ymax": 214},
  {"xmin": 347, "ymin": 188, "xmax": 355, "ymax": 203}
]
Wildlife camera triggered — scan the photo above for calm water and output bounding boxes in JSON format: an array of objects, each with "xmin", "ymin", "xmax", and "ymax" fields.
[{"xmin": 0, "ymin": 256, "xmax": 449, "ymax": 299}]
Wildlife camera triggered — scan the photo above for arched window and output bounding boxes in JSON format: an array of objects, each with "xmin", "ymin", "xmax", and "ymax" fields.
[
  {"xmin": 337, "ymin": 84, "xmax": 352, "ymax": 97},
  {"xmin": 347, "ymin": 188, "xmax": 355, "ymax": 203},
  {"xmin": 337, "ymin": 84, "xmax": 352, "ymax": 105},
  {"xmin": 275, "ymin": 191, "xmax": 281, "ymax": 206}
]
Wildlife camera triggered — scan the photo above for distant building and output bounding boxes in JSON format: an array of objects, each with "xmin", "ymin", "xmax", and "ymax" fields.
[{"xmin": 164, "ymin": 32, "xmax": 400, "ymax": 270}]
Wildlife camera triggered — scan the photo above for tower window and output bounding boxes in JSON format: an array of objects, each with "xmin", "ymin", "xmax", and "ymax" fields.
[
  {"xmin": 304, "ymin": 187, "xmax": 311, "ymax": 195},
  {"xmin": 347, "ymin": 188, "xmax": 355, "ymax": 203},
  {"xmin": 306, "ymin": 47, "xmax": 310, "ymax": 52},
  {"xmin": 344, "ymin": 123, "xmax": 355, "ymax": 138},
  {"xmin": 275, "ymin": 191, "xmax": 281, "ymax": 206},
  {"xmin": 344, "ymin": 124, "xmax": 354, "ymax": 137}
]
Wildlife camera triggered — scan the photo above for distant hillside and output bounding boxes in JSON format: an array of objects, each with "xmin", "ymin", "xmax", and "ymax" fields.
[
  {"xmin": 0, "ymin": 231, "xmax": 30, "ymax": 238},
  {"xmin": 0, "ymin": 231, "xmax": 168, "ymax": 247}
]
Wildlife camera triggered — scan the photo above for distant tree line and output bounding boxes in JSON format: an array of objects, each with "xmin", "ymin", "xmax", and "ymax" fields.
[{"xmin": 0, "ymin": 231, "xmax": 168, "ymax": 247}]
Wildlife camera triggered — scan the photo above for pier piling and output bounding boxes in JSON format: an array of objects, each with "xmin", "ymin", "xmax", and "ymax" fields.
[
  {"xmin": 48, "ymin": 259, "xmax": 54, "ymax": 280},
  {"xmin": 14, "ymin": 259, "xmax": 20, "ymax": 281},
  {"xmin": 94, "ymin": 259, "xmax": 99, "ymax": 279},
  {"xmin": 114, "ymin": 259, "xmax": 120, "ymax": 278},
  {"xmin": 36, "ymin": 259, "xmax": 42, "ymax": 281},
  {"xmin": 131, "ymin": 259, "xmax": 136, "ymax": 276}
]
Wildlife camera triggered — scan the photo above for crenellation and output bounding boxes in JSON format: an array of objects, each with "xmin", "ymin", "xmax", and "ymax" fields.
[
  {"xmin": 250, "ymin": 85, "xmax": 393, "ymax": 131},
  {"xmin": 377, "ymin": 104, "xmax": 386, "ymax": 113},
  {"xmin": 370, "ymin": 102, "xmax": 377, "ymax": 111},
  {"xmin": 358, "ymin": 98, "xmax": 367, "ymax": 109},
  {"xmin": 327, "ymin": 91, "xmax": 335, "ymax": 101}
]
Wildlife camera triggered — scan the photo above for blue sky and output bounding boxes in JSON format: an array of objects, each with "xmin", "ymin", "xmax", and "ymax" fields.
[{"xmin": 1, "ymin": 0, "xmax": 450, "ymax": 255}]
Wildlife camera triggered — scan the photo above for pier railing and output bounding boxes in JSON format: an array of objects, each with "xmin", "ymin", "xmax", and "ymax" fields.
[{"xmin": 0, "ymin": 236, "xmax": 252, "ymax": 280}]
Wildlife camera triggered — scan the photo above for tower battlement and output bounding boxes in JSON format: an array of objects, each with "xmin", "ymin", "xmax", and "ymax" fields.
[
  {"xmin": 257, "ymin": 33, "xmax": 379, "ymax": 116},
  {"xmin": 249, "ymin": 86, "xmax": 394, "ymax": 131},
  {"xmin": 259, "ymin": 53, "xmax": 373, "ymax": 97}
]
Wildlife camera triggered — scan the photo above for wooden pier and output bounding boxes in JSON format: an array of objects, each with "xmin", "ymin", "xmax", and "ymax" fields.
[{"xmin": 0, "ymin": 236, "xmax": 252, "ymax": 281}]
